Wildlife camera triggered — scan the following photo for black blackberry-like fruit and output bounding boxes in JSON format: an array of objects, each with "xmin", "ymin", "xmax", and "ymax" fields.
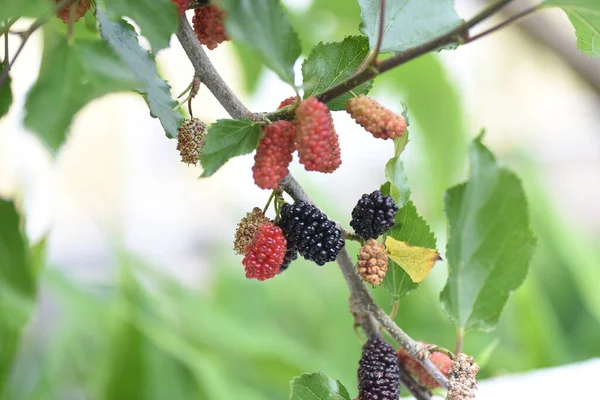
[
  {"xmin": 350, "ymin": 190, "xmax": 398, "ymax": 240},
  {"xmin": 277, "ymin": 201, "xmax": 345, "ymax": 266},
  {"xmin": 279, "ymin": 246, "xmax": 298, "ymax": 273},
  {"xmin": 358, "ymin": 337, "xmax": 401, "ymax": 400}
]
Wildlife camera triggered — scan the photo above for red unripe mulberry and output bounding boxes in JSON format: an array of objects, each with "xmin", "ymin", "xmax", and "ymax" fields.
[
  {"xmin": 346, "ymin": 95, "xmax": 407, "ymax": 140},
  {"xmin": 55, "ymin": 0, "xmax": 91, "ymax": 23},
  {"xmin": 171, "ymin": 0, "xmax": 189, "ymax": 16},
  {"xmin": 242, "ymin": 223, "xmax": 287, "ymax": 281},
  {"xmin": 252, "ymin": 121, "xmax": 296, "ymax": 190},
  {"xmin": 295, "ymin": 97, "xmax": 341, "ymax": 173},
  {"xmin": 397, "ymin": 343, "xmax": 452, "ymax": 388},
  {"xmin": 278, "ymin": 96, "xmax": 296, "ymax": 109},
  {"xmin": 193, "ymin": 5, "xmax": 230, "ymax": 50}
]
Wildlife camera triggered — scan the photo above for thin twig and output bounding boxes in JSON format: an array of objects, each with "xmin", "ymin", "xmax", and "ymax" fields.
[
  {"xmin": 0, "ymin": 0, "xmax": 76, "ymax": 87},
  {"xmin": 464, "ymin": 4, "xmax": 541, "ymax": 44},
  {"xmin": 3, "ymin": 32, "xmax": 8, "ymax": 68},
  {"xmin": 316, "ymin": 0, "xmax": 516, "ymax": 105},
  {"xmin": 398, "ymin": 363, "xmax": 433, "ymax": 400},
  {"xmin": 373, "ymin": 0, "xmax": 386, "ymax": 59}
]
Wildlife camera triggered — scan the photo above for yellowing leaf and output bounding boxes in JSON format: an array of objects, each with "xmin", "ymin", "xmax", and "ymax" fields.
[{"xmin": 384, "ymin": 237, "xmax": 441, "ymax": 283}]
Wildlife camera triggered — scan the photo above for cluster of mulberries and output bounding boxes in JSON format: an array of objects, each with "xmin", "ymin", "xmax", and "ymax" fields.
[
  {"xmin": 242, "ymin": 223, "xmax": 287, "ymax": 281},
  {"xmin": 350, "ymin": 190, "xmax": 399, "ymax": 240},
  {"xmin": 177, "ymin": 118, "xmax": 207, "ymax": 165},
  {"xmin": 277, "ymin": 201, "xmax": 345, "ymax": 266},
  {"xmin": 193, "ymin": 5, "xmax": 230, "ymax": 50},
  {"xmin": 346, "ymin": 95, "xmax": 407, "ymax": 140},
  {"xmin": 252, "ymin": 121, "xmax": 296, "ymax": 190},
  {"xmin": 357, "ymin": 239, "xmax": 388, "ymax": 287},
  {"xmin": 358, "ymin": 337, "xmax": 401, "ymax": 400},
  {"xmin": 55, "ymin": 0, "xmax": 91, "ymax": 23},
  {"xmin": 296, "ymin": 97, "xmax": 341, "ymax": 173},
  {"xmin": 171, "ymin": 0, "xmax": 189, "ymax": 15},
  {"xmin": 397, "ymin": 343, "xmax": 452, "ymax": 389}
]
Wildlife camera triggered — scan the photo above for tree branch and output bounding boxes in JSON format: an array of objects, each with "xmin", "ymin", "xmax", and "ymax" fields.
[
  {"xmin": 176, "ymin": 16, "xmax": 251, "ymax": 119},
  {"xmin": 316, "ymin": 0, "xmax": 516, "ymax": 105}
]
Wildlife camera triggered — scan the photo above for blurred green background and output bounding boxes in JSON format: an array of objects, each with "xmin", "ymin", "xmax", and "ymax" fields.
[{"xmin": 2, "ymin": 1, "xmax": 600, "ymax": 399}]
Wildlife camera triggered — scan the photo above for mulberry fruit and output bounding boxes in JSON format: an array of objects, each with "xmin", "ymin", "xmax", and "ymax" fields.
[
  {"xmin": 177, "ymin": 118, "xmax": 206, "ymax": 165},
  {"xmin": 193, "ymin": 5, "xmax": 230, "ymax": 50},
  {"xmin": 295, "ymin": 97, "xmax": 341, "ymax": 173},
  {"xmin": 397, "ymin": 344, "xmax": 452, "ymax": 388},
  {"xmin": 242, "ymin": 223, "xmax": 287, "ymax": 281},
  {"xmin": 358, "ymin": 337, "xmax": 401, "ymax": 400},
  {"xmin": 357, "ymin": 240, "xmax": 388, "ymax": 287},
  {"xmin": 277, "ymin": 201, "xmax": 344, "ymax": 266},
  {"xmin": 171, "ymin": 0, "xmax": 189, "ymax": 15},
  {"xmin": 279, "ymin": 246, "xmax": 298, "ymax": 273},
  {"xmin": 233, "ymin": 207, "xmax": 270, "ymax": 255},
  {"xmin": 447, "ymin": 353, "xmax": 479, "ymax": 400},
  {"xmin": 346, "ymin": 95, "xmax": 407, "ymax": 140},
  {"xmin": 55, "ymin": 0, "xmax": 91, "ymax": 23},
  {"xmin": 278, "ymin": 96, "xmax": 296, "ymax": 109},
  {"xmin": 350, "ymin": 190, "xmax": 398, "ymax": 240},
  {"xmin": 252, "ymin": 121, "xmax": 296, "ymax": 190}
]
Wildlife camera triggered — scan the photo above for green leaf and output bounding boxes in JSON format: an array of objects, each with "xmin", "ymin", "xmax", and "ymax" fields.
[
  {"xmin": 231, "ymin": 42, "xmax": 265, "ymax": 94},
  {"xmin": 0, "ymin": 200, "xmax": 36, "ymax": 392},
  {"xmin": 223, "ymin": 0, "xmax": 301, "ymax": 85},
  {"xmin": 289, "ymin": 372, "xmax": 351, "ymax": 400},
  {"xmin": 200, "ymin": 119, "xmax": 262, "ymax": 177},
  {"xmin": 358, "ymin": 0, "xmax": 462, "ymax": 53},
  {"xmin": 97, "ymin": 13, "xmax": 182, "ymax": 138},
  {"xmin": 440, "ymin": 134, "xmax": 537, "ymax": 331},
  {"xmin": 0, "ymin": 0, "xmax": 50, "ymax": 21},
  {"xmin": 0, "ymin": 64, "xmax": 12, "ymax": 118},
  {"xmin": 383, "ymin": 201, "xmax": 437, "ymax": 299},
  {"xmin": 543, "ymin": 0, "xmax": 600, "ymax": 57},
  {"xmin": 102, "ymin": 0, "xmax": 179, "ymax": 51},
  {"xmin": 302, "ymin": 36, "xmax": 372, "ymax": 110},
  {"xmin": 383, "ymin": 156, "xmax": 410, "ymax": 209},
  {"xmin": 24, "ymin": 29, "xmax": 138, "ymax": 151}
]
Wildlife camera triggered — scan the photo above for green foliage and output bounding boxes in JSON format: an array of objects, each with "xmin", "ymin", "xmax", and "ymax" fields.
[
  {"xmin": 223, "ymin": 0, "xmax": 301, "ymax": 86},
  {"xmin": 383, "ymin": 201, "xmax": 438, "ymax": 299},
  {"xmin": 289, "ymin": 372, "xmax": 351, "ymax": 400},
  {"xmin": 102, "ymin": 0, "xmax": 179, "ymax": 51},
  {"xmin": 97, "ymin": 12, "xmax": 182, "ymax": 138},
  {"xmin": 24, "ymin": 28, "xmax": 138, "ymax": 151},
  {"xmin": 380, "ymin": 55, "xmax": 467, "ymax": 218},
  {"xmin": 0, "ymin": 0, "xmax": 50, "ymax": 21},
  {"xmin": 302, "ymin": 36, "xmax": 372, "ymax": 110},
  {"xmin": 0, "ymin": 65, "xmax": 11, "ymax": 118},
  {"xmin": 382, "ymin": 157, "xmax": 410, "ymax": 209},
  {"xmin": 543, "ymin": 0, "xmax": 600, "ymax": 57},
  {"xmin": 358, "ymin": 0, "xmax": 462, "ymax": 53},
  {"xmin": 440, "ymin": 134, "xmax": 537, "ymax": 332},
  {"xmin": 0, "ymin": 200, "xmax": 45, "ymax": 394},
  {"xmin": 200, "ymin": 119, "xmax": 262, "ymax": 177}
]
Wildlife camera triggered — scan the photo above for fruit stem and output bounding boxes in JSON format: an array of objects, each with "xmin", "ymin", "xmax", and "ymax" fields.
[{"xmin": 262, "ymin": 190, "xmax": 276, "ymax": 215}]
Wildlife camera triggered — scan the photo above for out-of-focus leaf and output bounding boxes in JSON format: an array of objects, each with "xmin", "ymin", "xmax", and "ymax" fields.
[
  {"xmin": 358, "ymin": 0, "xmax": 462, "ymax": 53},
  {"xmin": 231, "ymin": 42, "xmax": 265, "ymax": 94},
  {"xmin": 102, "ymin": 0, "xmax": 179, "ymax": 51},
  {"xmin": 385, "ymin": 237, "xmax": 440, "ymax": 283},
  {"xmin": 382, "ymin": 201, "xmax": 437, "ymax": 299},
  {"xmin": 0, "ymin": 64, "xmax": 12, "ymax": 118},
  {"xmin": 543, "ymin": 0, "xmax": 600, "ymax": 57},
  {"xmin": 0, "ymin": 0, "xmax": 50, "ymax": 21},
  {"xmin": 223, "ymin": 0, "xmax": 301, "ymax": 85},
  {"xmin": 24, "ymin": 29, "xmax": 138, "ymax": 151},
  {"xmin": 200, "ymin": 119, "xmax": 262, "ymax": 177},
  {"xmin": 97, "ymin": 13, "xmax": 182, "ymax": 138},
  {"xmin": 302, "ymin": 36, "xmax": 372, "ymax": 110},
  {"xmin": 289, "ymin": 372, "xmax": 351, "ymax": 400},
  {"xmin": 383, "ymin": 156, "xmax": 410, "ymax": 209},
  {"xmin": 440, "ymin": 135, "xmax": 536, "ymax": 331},
  {"xmin": 380, "ymin": 55, "xmax": 466, "ymax": 217}
]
